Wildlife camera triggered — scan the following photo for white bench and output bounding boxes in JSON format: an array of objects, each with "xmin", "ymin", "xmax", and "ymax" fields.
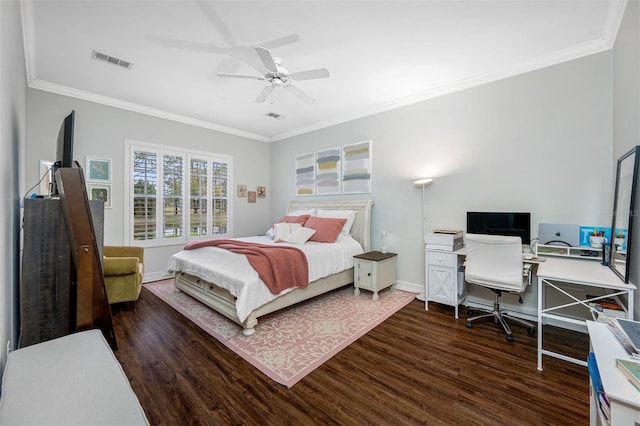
[{"xmin": 0, "ymin": 330, "xmax": 148, "ymax": 425}]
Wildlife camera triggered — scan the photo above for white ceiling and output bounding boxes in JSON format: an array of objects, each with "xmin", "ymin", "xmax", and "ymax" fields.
[{"xmin": 22, "ymin": 0, "xmax": 625, "ymax": 142}]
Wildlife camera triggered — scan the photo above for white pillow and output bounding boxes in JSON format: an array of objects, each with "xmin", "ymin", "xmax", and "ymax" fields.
[
  {"xmin": 273, "ymin": 222, "xmax": 302, "ymax": 241},
  {"xmin": 266, "ymin": 227, "xmax": 275, "ymax": 239},
  {"xmin": 280, "ymin": 227, "xmax": 316, "ymax": 244},
  {"xmin": 287, "ymin": 208, "xmax": 316, "ymax": 217},
  {"xmin": 317, "ymin": 209, "xmax": 357, "ymax": 235}
]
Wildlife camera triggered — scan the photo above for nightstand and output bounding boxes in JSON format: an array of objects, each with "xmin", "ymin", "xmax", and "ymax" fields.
[{"xmin": 353, "ymin": 251, "xmax": 398, "ymax": 300}]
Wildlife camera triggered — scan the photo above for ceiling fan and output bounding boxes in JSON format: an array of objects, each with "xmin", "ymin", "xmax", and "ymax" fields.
[{"xmin": 217, "ymin": 46, "xmax": 330, "ymax": 104}]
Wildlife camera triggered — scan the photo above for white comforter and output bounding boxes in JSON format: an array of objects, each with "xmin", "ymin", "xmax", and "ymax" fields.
[{"xmin": 166, "ymin": 234, "xmax": 364, "ymax": 322}]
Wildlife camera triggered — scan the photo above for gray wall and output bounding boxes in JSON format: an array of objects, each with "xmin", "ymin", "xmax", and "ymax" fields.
[
  {"xmin": 270, "ymin": 51, "xmax": 613, "ymax": 314},
  {"xmin": 0, "ymin": 0, "xmax": 27, "ymax": 375},
  {"xmin": 26, "ymin": 90, "xmax": 272, "ymax": 280},
  {"xmin": 613, "ymin": 0, "xmax": 640, "ymax": 317}
]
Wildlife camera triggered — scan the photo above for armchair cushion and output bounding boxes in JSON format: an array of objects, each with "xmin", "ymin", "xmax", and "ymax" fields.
[
  {"xmin": 103, "ymin": 257, "xmax": 139, "ymax": 276},
  {"xmin": 103, "ymin": 246, "xmax": 144, "ymax": 306}
]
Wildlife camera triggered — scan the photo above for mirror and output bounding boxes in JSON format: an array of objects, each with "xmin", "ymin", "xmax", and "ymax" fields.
[{"xmin": 609, "ymin": 146, "xmax": 640, "ymax": 282}]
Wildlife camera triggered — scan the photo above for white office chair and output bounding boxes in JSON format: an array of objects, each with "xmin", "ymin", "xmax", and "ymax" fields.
[{"xmin": 464, "ymin": 233, "xmax": 536, "ymax": 342}]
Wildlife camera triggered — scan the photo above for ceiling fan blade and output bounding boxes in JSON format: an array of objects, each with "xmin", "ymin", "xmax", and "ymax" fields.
[
  {"xmin": 217, "ymin": 72, "xmax": 264, "ymax": 80},
  {"xmin": 255, "ymin": 46, "xmax": 278, "ymax": 73},
  {"xmin": 196, "ymin": 1, "xmax": 236, "ymax": 47},
  {"xmin": 260, "ymin": 34, "xmax": 299, "ymax": 49},
  {"xmin": 290, "ymin": 69, "xmax": 330, "ymax": 81},
  {"xmin": 286, "ymin": 85, "xmax": 315, "ymax": 105},
  {"xmin": 254, "ymin": 86, "xmax": 274, "ymax": 103},
  {"xmin": 148, "ymin": 35, "xmax": 222, "ymax": 54}
]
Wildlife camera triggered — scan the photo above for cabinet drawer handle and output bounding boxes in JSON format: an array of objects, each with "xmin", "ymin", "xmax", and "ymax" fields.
[{"xmin": 367, "ymin": 273, "xmax": 372, "ymax": 276}]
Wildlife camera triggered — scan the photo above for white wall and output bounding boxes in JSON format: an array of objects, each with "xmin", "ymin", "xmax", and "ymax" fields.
[
  {"xmin": 26, "ymin": 90, "xmax": 271, "ymax": 280},
  {"xmin": 613, "ymin": 0, "xmax": 640, "ymax": 316},
  {"xmin": 0, "ymin": 0, "xmax": 27, "ymax": 376},
  {"xmin": 270, "ymin": 52, "xmax": 613, "ymax": 313}
]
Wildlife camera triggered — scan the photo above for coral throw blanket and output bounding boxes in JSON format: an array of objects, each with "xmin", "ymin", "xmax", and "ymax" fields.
[{"xmin": 183, "ymin": 239, "xmax": 309, "ymax": 294}]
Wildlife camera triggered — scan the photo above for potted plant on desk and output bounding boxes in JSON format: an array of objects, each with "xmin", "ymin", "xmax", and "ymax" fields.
[
  {"xmin": 614, "ymin": 232, "xmax": 625, "ymax": 250},
  {"xmin": 589, "ymin": 229, "xmax": 607, "ymax": 248}
]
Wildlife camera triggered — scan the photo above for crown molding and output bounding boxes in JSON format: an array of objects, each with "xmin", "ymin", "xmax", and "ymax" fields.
[
  {"xmin": 271, "ymin": 37, "xmax": 612, "ymax": 142},
  {"xmin": 20, "ymin": 0, "xmax": 37, "ymax": 86},
  {"xmin": 21, "ymin": 0, "xmax": 626, "ymax": 144},
  {"xmin": 29, "ymin": 79, "xmax": 270, "ymax": 143},
  {"xmin": 602, "ymin": 0, "xmax": 629, "ymax": 47}
]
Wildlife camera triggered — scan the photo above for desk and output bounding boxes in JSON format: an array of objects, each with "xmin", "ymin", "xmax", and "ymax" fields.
[
  {"xmin": 587, "ymin": 321, "xmax": 640, "ymax": 425},
  {"xmin": 425, "ymin": 246, "xmax": 542, "ymax": 318},
  {"xmin": 537, "ymin": 257, "xmax": 636, "ymax": 371}
]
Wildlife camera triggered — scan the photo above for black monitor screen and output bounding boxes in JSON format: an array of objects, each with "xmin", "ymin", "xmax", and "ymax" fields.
[{"xmin": 466, "ymin": 212, "xmax": 531, "ymax": 245}]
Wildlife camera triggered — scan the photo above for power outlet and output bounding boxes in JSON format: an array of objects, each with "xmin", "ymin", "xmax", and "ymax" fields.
[{"xmin": 6, "ymin": 340, "xmax": 11, "ymax": 357}]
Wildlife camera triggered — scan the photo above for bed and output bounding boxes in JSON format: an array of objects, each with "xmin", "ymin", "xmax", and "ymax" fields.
[{"xmin": 167, "ymin": 199, "xmax": 374, "ymax": 335}]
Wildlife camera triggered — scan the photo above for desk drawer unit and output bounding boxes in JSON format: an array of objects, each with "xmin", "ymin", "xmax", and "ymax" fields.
[
  {"xmin": 428, "ymin": 251, "xmax": 456, "ymax": 268},
  {"xmin": 426, "ymin": 250, "xmax": 465, "ymax": 318}
]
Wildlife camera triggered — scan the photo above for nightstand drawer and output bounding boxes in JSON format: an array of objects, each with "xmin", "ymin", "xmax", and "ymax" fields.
[{"xmin": 427, "ymin": 251, "xmax": 456, "ymax": 268}]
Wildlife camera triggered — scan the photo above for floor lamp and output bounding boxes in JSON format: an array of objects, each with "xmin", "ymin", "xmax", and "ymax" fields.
[{"xmin": 414, "ymin": 178, "xmax": 434, "ymax": 242}]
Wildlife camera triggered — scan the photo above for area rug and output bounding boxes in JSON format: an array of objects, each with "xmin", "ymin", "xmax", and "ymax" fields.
[{"xmin": 144, "ymin": 279, "xmax": 415, "ymax": 387}]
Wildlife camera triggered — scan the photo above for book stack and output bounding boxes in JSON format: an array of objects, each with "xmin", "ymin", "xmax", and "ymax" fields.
[
  {"xmin": 607, "ymin": 318, "xmax": 640, "ymax": 360},
  {"xmin": 587, "ymin": 295, "xmax": 626, "ymax": 321}
]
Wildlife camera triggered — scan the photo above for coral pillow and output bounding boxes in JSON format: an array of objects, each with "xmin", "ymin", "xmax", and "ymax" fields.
[
  {"xmin": 278, "ymin": 215, "xmax": 310, "ymax": 225},
  {"xmin": 266, "ymin": 215, "xmax": 310, "ymax": 239},
  {"xmin": 304, "ymin": 217, "xmax": 347, "ymax": 243},
  {"xmin": 317, "ymin": 209, "xmax": 357, "ymax": 235}
]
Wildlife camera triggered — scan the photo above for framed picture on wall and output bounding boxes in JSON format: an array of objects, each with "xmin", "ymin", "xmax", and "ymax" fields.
[
  {"xmin": 248, "ymin": 191, "xmax": 257, "ymax": 203},
  {"xmin": 237, "ymin": 185, "xmax": 247, "ymax": 197},
  {"xmin": 257, "ymin": 186, "xmax": 266, "ymax": 198},
  {"xmin": 295, "ymin": 152, "xmax": 316, "ymax": 196},
  {"xmin": 86, "ymin": 157, "xmax": 112, "ymax": 182},
  {"xmin": 342, "ymin": 140, "xmax": 372, "ymax": 194},
  {"xmin": 88, "ymin": 183, "xmax": 112, "ymax": 208}
]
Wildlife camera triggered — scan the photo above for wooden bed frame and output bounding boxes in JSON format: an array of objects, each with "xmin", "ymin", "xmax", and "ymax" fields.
[{"xmin": 174, "ymin": 199, "xmax": 374, "ymax": 335}]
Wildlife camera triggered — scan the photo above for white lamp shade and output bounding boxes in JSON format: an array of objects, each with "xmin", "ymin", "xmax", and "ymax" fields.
[{"xmin": 414, "ymin": 178, "xmax": 433, "ymax": 187}]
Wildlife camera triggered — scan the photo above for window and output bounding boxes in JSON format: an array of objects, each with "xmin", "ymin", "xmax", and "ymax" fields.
[{"xmin": 126, "ymin": 141, "xmax": 232, "ymax": 246}]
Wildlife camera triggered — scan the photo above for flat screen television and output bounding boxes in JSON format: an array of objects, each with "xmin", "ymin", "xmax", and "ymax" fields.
[
  {"xmin": 466, "ymin": 211, "xmax": 531, "ymax": 245},
  {"xmin": 51, "ymin": 110, "xmax": 75, "ymax": 195}
]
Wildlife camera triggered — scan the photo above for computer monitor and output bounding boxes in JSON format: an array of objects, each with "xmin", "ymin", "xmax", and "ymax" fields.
[{"xmin": 466, "ymin": 211, "xmax": 531, "ymax": 245}]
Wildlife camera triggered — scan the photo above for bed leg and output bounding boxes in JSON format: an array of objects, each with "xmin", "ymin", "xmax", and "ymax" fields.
[{"xmin": 242, "ymin": 317, "xmax": 258, "ymax": 336}]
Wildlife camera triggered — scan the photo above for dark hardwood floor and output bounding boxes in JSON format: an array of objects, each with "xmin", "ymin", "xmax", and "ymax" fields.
[{"xmin": 112, "ymin": 287, "xmax": 590, "ymax": 425}]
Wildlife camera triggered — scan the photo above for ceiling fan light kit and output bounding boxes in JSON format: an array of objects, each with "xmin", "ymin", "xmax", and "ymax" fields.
[{"xmin": 218, "ymin": 46, "xmax": 329, "ymax": 104}]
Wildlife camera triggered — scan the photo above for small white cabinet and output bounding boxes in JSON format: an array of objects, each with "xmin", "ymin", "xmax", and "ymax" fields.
[
  {"xmin": 425, "ymin": 249, "xmax": 465, "ymax": 318},
  {"xmin": 354, "ymin": 251, "xmax": 397, "ymax": 301}
]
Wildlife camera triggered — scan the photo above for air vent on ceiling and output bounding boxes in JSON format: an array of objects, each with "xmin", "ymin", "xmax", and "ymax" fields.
[
  {"xmin": 92, "ymin": 50, "xmax": 133, "ymax": 70},
  {"xmin": 265, "ymin": 112, "xmax": 286, "ymax": 120}
]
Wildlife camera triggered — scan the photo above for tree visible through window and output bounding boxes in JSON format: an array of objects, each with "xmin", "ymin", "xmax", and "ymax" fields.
[
  {"xmin": 133, "ymin": 150, "xmax": 157, "ymax": 241},
  {"xmin": 127, "ymin": 142, "xmax": 232, "ymax": 246}
]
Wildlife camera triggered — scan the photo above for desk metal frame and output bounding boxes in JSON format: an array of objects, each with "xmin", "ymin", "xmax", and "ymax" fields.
[{"xmin": 537, "ymin": 257, "xmax": 635, "ymax": 371}]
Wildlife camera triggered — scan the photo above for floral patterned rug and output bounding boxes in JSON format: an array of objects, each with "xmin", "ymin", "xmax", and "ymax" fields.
[{"xmin": 144, "ymin": 279, "xmax": 415, "ymax": 387}]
